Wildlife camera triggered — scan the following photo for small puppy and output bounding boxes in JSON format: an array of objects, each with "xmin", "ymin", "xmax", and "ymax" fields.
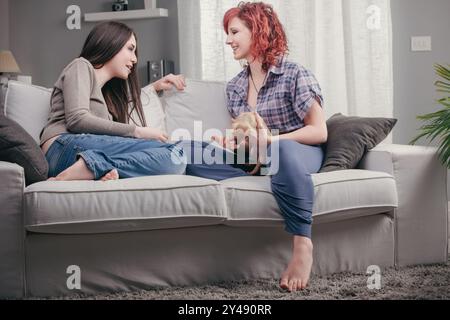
[{"xmin": 229, "ymin": 112, "xmax": 271, "ymax": 175}]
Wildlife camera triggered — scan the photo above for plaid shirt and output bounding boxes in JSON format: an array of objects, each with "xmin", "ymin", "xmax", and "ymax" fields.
[{"xmin": 226, "ymin": 58, "xmax": 323, "ymax": 134}]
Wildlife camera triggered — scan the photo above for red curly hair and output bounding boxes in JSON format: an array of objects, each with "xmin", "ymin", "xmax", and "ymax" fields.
[{"xmin": 223, "ymin": 2, "xmax": 288, "ymax": 71}]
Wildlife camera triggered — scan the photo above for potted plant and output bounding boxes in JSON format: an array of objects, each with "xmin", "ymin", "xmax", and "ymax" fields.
[{"xmin": 411, "ymin": 64, "xmax": 450, "ymax": 169}]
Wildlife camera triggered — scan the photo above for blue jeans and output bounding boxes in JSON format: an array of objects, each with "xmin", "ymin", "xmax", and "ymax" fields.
[
  {"xmin": 45, "ymin": 134, "xmax": 186, "ymax": 180},
  {"xmin": 183, "ymin": 140, "xmax": 324, "ymax": 239}
]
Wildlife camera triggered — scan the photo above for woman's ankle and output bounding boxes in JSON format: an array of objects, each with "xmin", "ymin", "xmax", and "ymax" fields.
[{"xmin": 56, "ymin": 158, "xmax": 95, "ymax": 181}]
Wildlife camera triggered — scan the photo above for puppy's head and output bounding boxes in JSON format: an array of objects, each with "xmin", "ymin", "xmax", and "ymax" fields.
[
  {"xmin": 232, "ymin": 112, "xmax": 258, "ymax": 133},
  {"xmin": 231, "ymin": 112, "xmax": 270, "ymax": 151}
]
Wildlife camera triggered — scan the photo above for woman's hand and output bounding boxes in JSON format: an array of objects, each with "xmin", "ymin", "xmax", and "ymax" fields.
[
  {"xmin": 134, "ymin": 126, "xmax": 169, "ymax": 142},
  {"xmin": 253, "ymin": 112, "xmax": 272, "ymax": 146},
  {"xmin": 152, "ymin": 74, "xmax": 186, "ymax": 92}
]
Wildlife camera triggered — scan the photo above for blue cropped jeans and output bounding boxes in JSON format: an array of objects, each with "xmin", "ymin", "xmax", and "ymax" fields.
[{"xmin": 45, "ymin": 133, "xmax": 186, "ymax": 180}]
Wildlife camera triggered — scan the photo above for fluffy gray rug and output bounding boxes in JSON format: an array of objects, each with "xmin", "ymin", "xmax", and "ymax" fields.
[{"xmin": 44, "ymin": 260, "xmax": 450, "ymax": 300}]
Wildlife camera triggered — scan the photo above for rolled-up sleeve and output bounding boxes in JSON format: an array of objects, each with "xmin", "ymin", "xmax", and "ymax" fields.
[{"xmin": 290, "ymin": 66, "xmax": 324, "ymax": 122}]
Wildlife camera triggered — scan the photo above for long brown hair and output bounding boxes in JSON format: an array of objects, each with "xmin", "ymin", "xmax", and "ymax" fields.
[{"xmin": 80, "ymin": 21, "xmax": 146, "ymax": 126}]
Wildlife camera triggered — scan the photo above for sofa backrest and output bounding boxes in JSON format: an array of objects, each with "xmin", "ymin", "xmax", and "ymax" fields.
[
  {"xmin": 162, "ymin": 79, "xmax": 232, "ymax": 141},
  {"xmin": 4, "ymin": 79, "xmax": 233, "ymax": 145}
]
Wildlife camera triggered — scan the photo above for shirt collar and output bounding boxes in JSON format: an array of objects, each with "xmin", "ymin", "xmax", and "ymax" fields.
[
  {"xmin": 232, "ymin": 55, "xmax": 286, "ymax": 98},
  {"xmin": 268, "ymin": 55, "xmax": 287, "ymax": 75},
  {"xmin": 232, "ymin": 68, "xmax": 249, "ymax": 99}
]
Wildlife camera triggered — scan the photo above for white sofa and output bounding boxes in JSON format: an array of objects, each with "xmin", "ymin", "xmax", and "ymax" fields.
[{"xmin": 0, "ymin": 80, "xmax": 447, "ymax": 298}]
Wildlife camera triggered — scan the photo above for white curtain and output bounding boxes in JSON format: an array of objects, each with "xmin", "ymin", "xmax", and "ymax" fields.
[{"xmin": 178, "ymin": 0, "xmax": 393, "ymax": 120}]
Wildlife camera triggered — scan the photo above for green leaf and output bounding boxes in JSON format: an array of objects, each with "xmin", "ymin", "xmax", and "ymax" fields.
[
  {"xmin": 412, "ymin": 63, "xmax": 450, "ymax": 169},
  {"xmin": 434, "ymin": 64, "xmax": 450, "ymax": 81}
]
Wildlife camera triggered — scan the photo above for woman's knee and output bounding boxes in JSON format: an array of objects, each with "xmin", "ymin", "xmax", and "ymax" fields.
[
  {"xmin": 272, "ymin": 140, "xmax": 323, "ymax": 174},
  {"xmin": 272, "ymin": 140, "xmax": 306, "ymax": 170},
  {"xmin": 138, "ymin": 143, "xmax": 187, "ymax": 175},
  {"xmin": 165, "ymin": 145, "xmax": 187, "ymax": 174},
  {"xmin": 276, "ymin": 140, "xmax": 312, "ymax": 156},
  {"xmin": 165, "ymin": 162, "xmax": 187, "ymax": 175}
]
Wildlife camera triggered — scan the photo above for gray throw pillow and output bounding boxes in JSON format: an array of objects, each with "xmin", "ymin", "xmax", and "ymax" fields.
[
  {"xmin": 0, "ymin": 115, "xmax": 48, "ymax": 185},
  {"xmin": 319, "ymin": 113, "xmax": 397, "ymax": 173}
]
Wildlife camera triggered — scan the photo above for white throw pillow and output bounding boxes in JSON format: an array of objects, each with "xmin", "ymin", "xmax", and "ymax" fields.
[
  {"xmin": 4, "ymin": 80, "xmax": 52, "ymax": 145},
  {"xmin": 130, "ymin": 84, "xmax": 167, "ymax": 133},
  {"xmin": 163, "ymin": 79, "xmax": 232, "ymax": 142}
]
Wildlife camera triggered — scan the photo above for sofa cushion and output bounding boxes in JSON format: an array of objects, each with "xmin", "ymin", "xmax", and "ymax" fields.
[
  {"xmin": 320, "ymin": 113, "xmax": 398, "ymax": 173},
  {"xmin": 130, "ymin": 84, "xmax": 167, "ymax": 132},
  {"xmin": 163, "ymin": 79, "xmax": 232, "ymax": 141},
  {"xmin": 0, "ymin": 115, "xmax": 48, "ymax": 185},
  {"xmin": 4, "ymin": 80, "xmax": 52, "ymax": 144},
  {"xmin": 142, "ymin": 84, "xmax": 167, "ymax": 132},
  {"xmin": 24, "ymin": 175, "xmax": 228, "ymax": 234},
  {"xmin": 221, "ymin": 169, "xmax": 398, "ymax": 227}
]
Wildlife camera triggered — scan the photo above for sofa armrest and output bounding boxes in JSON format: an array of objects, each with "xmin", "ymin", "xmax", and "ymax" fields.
[
  {"xmin": 0, "ymin": 161, "xmax": 25, "ymax": 298},
  {"xmin": 358, "ymin": 144, "xmax": 448, "ymax": 267}
]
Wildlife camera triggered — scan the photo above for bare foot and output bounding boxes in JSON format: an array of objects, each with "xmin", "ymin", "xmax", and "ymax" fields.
[
  {"xmin": 47, "ymin": 158, "xmax": 95, "ymax": 181},
  {"xmin": 100, "ymin": 169, "xmax": 119, "ymax": 182},
  {"xmin": 48, "ymin": 159, "xmax": 120, "ymax": 182},
  {"xmin": 280, "ymin": 236, "xmax": 313, "ymax": 292}
]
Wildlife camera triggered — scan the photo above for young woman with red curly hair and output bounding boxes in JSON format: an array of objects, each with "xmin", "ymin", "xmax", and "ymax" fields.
[{"xmin": 223, "ymin": 2, "xmax": 328, "ymax": 292}]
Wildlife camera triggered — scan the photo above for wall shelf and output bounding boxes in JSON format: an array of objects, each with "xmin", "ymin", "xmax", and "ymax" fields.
[
  {"xmin": 84, "ymin": 9, "xmax": 168, "ymax": 22},
  {"xmin": 84, "ymin": 0, "xmax": 168, "ymax": 22}
]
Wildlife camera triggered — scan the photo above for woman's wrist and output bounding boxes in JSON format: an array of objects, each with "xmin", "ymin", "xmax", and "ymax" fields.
[
  {"xmin": 268, "ymin": 135, "xmax": 278, "ymax": 145},
  {"xmin": 151, "ymin": 82, "xmax": 164, "ymax": 97},
  {"xmin": 274, "ymin": 134, "xmax": 283, "ymax": 140},
  {"xmin": 151, "ymin": 82, "xmax": 160, "ymax": 93},
  {"xmin": 134, "ymin": 126, "xmax": 142, "ymax": 139}
]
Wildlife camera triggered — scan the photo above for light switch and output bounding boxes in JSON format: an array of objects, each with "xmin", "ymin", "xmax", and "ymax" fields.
[{"xmin": 411, "ymin": 36, "xmax": 432, "ymax": 52}]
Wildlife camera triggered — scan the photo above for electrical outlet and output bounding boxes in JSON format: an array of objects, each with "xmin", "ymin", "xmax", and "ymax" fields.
[{"xmin": 411, "ymin": 36, "xmax": 432, "ymax": 52}]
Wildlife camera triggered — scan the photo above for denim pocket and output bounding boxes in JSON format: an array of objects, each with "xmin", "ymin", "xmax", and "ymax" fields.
[
  {"xmin": 46, "ymin": 134, "xmax": 81, "ymax": 177},
  {"xmin": 45, "ymin": 141, "xmax": 65, "ymax": 177}
]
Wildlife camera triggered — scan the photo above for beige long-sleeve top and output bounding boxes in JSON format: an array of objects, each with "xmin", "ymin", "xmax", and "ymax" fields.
[{"xmin": 40, "ymin": 57, "xmax": 136, "ymax": 146}]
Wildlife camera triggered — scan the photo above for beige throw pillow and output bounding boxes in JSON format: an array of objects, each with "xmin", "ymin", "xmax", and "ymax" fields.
[{"xmin": 131, "ymin": 84, "xmax": 167, "ymax": 133}]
